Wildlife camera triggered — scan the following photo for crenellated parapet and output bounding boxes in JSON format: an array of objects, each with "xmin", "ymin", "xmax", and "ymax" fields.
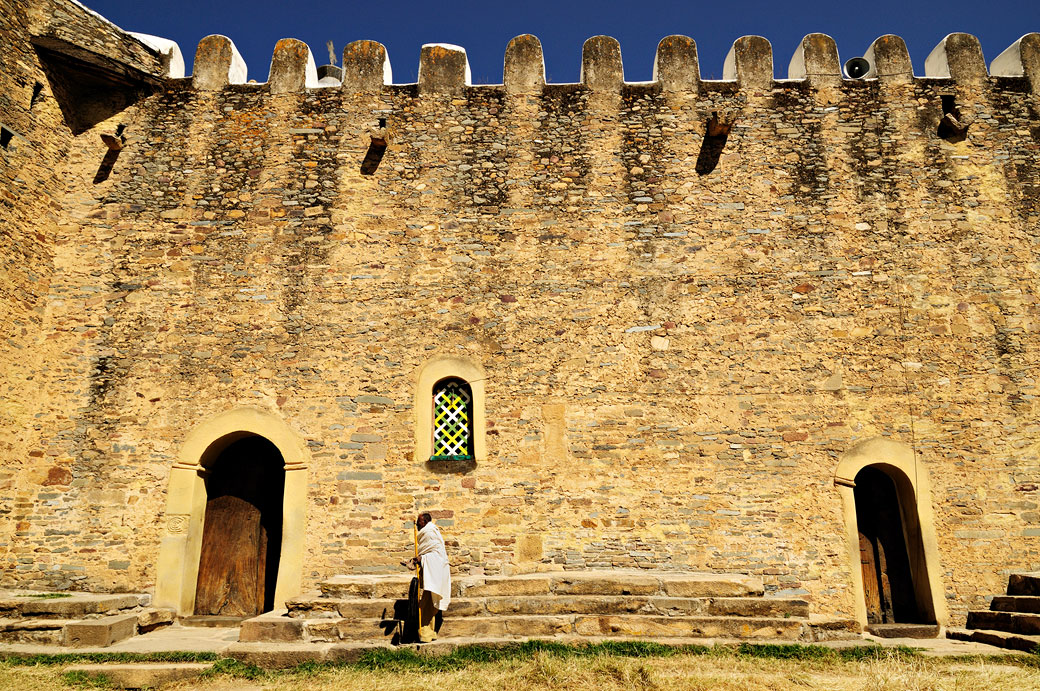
[{"xmin": 161, "ymin": 31, "xmax": 1040, "ymax": 96}]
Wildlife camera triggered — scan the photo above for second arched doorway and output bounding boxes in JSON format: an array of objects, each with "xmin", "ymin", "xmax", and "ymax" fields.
[
  {"xmin": 835, "ymin": 438, "xmax": 947, "ymax": 635},
  {"xmin": 854, "ymin": 465, "xmax": 932, "ymax": 627}
]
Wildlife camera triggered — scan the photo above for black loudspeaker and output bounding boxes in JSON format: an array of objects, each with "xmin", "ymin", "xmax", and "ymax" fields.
[{"xmin": 844, "ymin": 57, "xmax": 873, "ymax": 79}]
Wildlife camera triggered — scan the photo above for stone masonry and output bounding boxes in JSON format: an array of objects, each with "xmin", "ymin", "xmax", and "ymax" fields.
[{"xmin": 1, "ymin": 0, "xmax": 1040, "ymax": 627}]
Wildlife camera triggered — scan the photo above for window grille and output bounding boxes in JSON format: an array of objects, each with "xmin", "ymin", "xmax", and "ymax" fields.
[{"xmin": 431, "ymin": 379, "xmax": 472, "ymax": 460}]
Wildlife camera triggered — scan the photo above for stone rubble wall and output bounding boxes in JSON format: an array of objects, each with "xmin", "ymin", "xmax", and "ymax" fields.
[{"xmin": 1, "ymin": 0, "xmax": 1040, "ymax": 626}]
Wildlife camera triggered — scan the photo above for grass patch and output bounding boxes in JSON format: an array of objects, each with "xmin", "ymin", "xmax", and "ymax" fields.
[
  {"xmin": 201, "ymin": 657, "xmax": 266, "ymax": 680},
  {"xmin": 732, "ymin": 642, "xmax": 916, "ymax": 662},
  {"xmin": 58, "ymin": 670, "xmax": 110, "ymax": 688},
  {"xmin": 0, "ymin": 651, "xmax": 219, "ymax": 666},
  {"xmin": 349, "ymin": 640, "xmax": 907, "ymax": 673},
  {"xmin": 14, "ymin": 593, "xmax": 71, "ymax": 599}
]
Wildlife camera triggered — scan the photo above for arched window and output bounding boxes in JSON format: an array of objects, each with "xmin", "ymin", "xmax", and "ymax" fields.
[
  {"xmin": 414, "ymin": 356, "xmax": 486, "ymax": 465},
  {"xmin": 431, "ymin": 378, "xmax": 473, "ymax": 460}
]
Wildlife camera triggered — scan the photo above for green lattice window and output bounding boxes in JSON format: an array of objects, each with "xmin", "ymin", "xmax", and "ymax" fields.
[{"xmin": 431, "ymin": 378, "xmax": 473, "ymax": 461}]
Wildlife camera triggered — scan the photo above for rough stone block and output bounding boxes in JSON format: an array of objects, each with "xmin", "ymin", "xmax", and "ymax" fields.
[
  {"xmin": 1008, "ymin": 572, "xmax": 1040, "ymax": 596},
  {"xmin": 419, "ymin": 43, "xmax": 470, "ymax": 94},
  {"xmin": 0, "ymin": 617, "xmax": 69, "ymax": 644},
  {"xmin": 269, "ymin": 38, "xmax": 319, "ymax": 94},
  {"xmin": 192, "ymin": 35, "xmax": 247, "ymax": 90},
  {"xmin": 866, "ymin": 623, "xmax": 940, "ymax": 638},
  {"xmin": 63, "ymin": 613, "xmax": 138, "ymax": 648},
  {"xmin": 806, "ymin": 615, "xmax": 862, "ymax": 641},
  {"xmin": 226, "ymin": 641, "xmax": 332, "ymax": 668},
  {"xmin": 723, "ymin": 36, "xmax": 773, "ymax": 89},
  {"xmin": 925, "ymin": 33, "xmax": 987, "ymax": 83},
  {"xmin": 968, "ymin": 609, "xmax": 1040, "ymax": 635},
  {"xmin": 653, "ymin": 35, "xmax": 699, "ymax": 93},
  {"xmin": 990, "ymin": 595, "xmax": 1040, "ymax": 614},
  {"xmin": 336, "ymin": 618, "xmax": 399, "ymax": 641},
  {"xmin": 787, "ymin": 33, "xmax": 840, "ymax": 86},
  {"xmin": 458, "ymin": 575, "xmax": 551, "ymax": 597},
  {"xmin": 581, "ymin": 36, "xmax": 623, "ymax": 92},
  {"xmin": 136, "ymin": 607, "xmax": 175, "ymax": 632},
  {"xmin": 484, "ymin": 595, "xmax": 651, "ymax": 616},
  {"xmin": 504, "ymin": 35, "xmax": 545, "ymax": 94},
  {"xmin": 320, "ymin": 575, "xmax": 412, "ymax": 599},
  {"xmin": 64, "ymin": 663, "xmax": 213, "ymax": 689},
  {"xmin": 552, "ymin": 573, "xmax": 658, "ymax": 595},
  {"xmin": 864, "ymin": 34, "xmax": 913, "ymax": 82},
  {"xmin": 239, "ymin": 615, "xmax": 304, "ymax": 642},
  {"xmin": 342, "ymin": 41, "xmax": 391, "ymax": 92},
  {"xmin": 660, "ymin": 574, "xmax": 764, "ymax": 598},
  {"xmin": 707, "ymin": 597, "xmax": 809, "ymax": 618}
]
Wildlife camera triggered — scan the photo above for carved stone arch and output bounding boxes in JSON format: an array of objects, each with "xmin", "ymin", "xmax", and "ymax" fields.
[
  {"xmin": 835, "ymin": 437, "xmax": 947, "ymax": 630},
  {"xmin": 415, "ymin": 356, "xmax": 487, "ymax": 466},
  {"xmin": 154, "ymin": 407, "xmax": 309, "ymax": 615}
]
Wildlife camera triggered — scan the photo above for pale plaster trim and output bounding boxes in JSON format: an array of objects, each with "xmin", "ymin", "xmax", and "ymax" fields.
[
  {"xmin": 415, "ymin": 356, "xmax": 487, "ymax": 462},
  {"xmin": 835, "ymin": 437, "xmax": 948, "ymax": 630},
  {"xmin": 154, "ymin": 407, "xmax": 309, "ymax": 615}
]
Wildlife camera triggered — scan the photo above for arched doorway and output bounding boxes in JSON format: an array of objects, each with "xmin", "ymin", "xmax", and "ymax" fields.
[
  {"xmin": 854, "ymin": 465, "xmax": 932, "ymax": 626},
  {"xmin": 155, "ymin": 408, "xmax": 309, "ymax": 616},
  {"xmin": 194, "ymin": 434, "xmax": 284, "ymax": 616},
  {"xmin": 835, "ymin": 438, "xmax": 947, "ymax": 633}
]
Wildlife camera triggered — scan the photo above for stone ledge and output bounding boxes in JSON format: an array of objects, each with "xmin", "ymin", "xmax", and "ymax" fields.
[{"xmin": 63, "ymin": 663, "xmax": 213, "ymax": 689}]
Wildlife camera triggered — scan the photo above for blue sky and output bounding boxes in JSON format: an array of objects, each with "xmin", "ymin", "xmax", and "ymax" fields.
[{"xmin": 87, "ymin": 0, "xmax": 1039, "ymax": 84}]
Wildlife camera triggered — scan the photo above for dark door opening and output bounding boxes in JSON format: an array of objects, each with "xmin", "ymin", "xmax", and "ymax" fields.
[
  {"xmin": 194, "ymin": 435, "xmax": 284, "ymax": 616},
  {"xmin": 854, "ymin": 466, "xmax": 928, "ymax": 625}
]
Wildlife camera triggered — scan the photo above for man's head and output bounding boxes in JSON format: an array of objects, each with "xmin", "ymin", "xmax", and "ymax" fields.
[{"xmin": 416, "ymin": 512, "xmax": 432, "ymax": 529}]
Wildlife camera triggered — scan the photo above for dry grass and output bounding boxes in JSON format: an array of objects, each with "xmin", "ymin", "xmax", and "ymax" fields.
[{"xmin": 2, "ymin": 648, "xmax": 1038, "ymax": 691}]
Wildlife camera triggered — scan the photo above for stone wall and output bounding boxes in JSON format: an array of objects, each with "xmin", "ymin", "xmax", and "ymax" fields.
[
  {"xmin": 1, "ymin": 2, "xmax": 1040, "ymax": 626},
  {"xmin": 0, "ymin": 0, "xmax": 164, "ymax": 591}
]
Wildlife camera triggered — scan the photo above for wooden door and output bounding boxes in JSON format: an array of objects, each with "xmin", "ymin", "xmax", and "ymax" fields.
[
  {"xmin": 195, "ymin": 495, "xmax": 267, "ymax": 616},
  {"xmin": 854, "ymin": 466, "xmax": 922, "ymax": 624},
  {"xmin": 193, "ymin": 435, "xmax": 284, "ymax": 616},
  {"xmin": 859, "ymin": 532, "xmax": 882, "ymax": 624}
]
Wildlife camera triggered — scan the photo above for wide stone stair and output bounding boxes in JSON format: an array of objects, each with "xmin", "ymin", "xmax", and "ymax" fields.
[
  {"xmin": 229, "ymin": 570, "xmax": 860, "ymax": 666},
  {"xmin": 0, "ymin": 590, "xmax": 173, "ymax": 647},
  {"xmin": 948, "ymin": 572, "xmax": 1040, "ymax": 652}
]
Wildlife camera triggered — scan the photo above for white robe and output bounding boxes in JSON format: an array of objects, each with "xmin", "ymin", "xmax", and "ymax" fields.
[{"xmin": 417, "ymin": 521, "xmax": 451, "ymax": 611}]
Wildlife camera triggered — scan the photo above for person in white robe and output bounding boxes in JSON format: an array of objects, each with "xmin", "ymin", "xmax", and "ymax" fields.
[{"xmin": 408, "ymin": 512, "xmax": 451, "ymax": 642}]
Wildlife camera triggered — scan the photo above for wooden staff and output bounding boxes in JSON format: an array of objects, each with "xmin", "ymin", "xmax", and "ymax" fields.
[{"xmin": 413, "ymin": 522, "xmax": 422, "ymax": 596}]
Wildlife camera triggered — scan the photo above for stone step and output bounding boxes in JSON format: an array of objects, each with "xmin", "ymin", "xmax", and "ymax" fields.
[
  {"xmin": 947, "ymin": 627, "xmax": 1040, "ymax": 653},
  {"xmin": 288, "ymin": 594, "xmax": 808, "ymax": 620},
  {"xmin": 180, "ymin": 615, "xmax": 249, "ymax": 628},
  {"xmin": 1007, "ymin": 572, "xmax": 1040, "ymax": 597},
  {"xmin": 252, "ymin": 613, "xmax": 807, "ymax": 643},
  {"xmin": 228, "ymin": 633, "xmax": 842, "ymax": 669},
  {"xmin": 571, "ymin": 615, "xmax": 804, "ymax": 640},
  {"xmin": 0, "ymin": 617, "xmax": 74, "ymax": 644},
  {"xmin": 317, "ymin": 571, "xmax": 764, "ymax": 600},
  {"xmin": 0, "ymin": 592, "xmax": 145, "ymax": 619},
  {"xmin": 63, "ymin": 663, "xmax": 214, "ymax": 689},
  {"xmin": 64, "ymin": 612, "xmax": 139, "ymax": 648},
  {"xmin": 866, "ymin": 623, "xmax": 940, "ymax": 639},
  {"xmin": 966, "ymin": 610, "xmax": 1040, "ymax": 636},
  {"xmin": 990, "ymin": 595, "xmax": 1040, "ymax": 614}
]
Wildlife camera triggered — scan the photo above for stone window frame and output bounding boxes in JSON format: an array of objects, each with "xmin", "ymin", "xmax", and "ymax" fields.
[
  {"xmin": 154, "ymin": 407, "xmax": 310, "ymax": 615},
  {"xmin": 415, "ymin": 356, "xmax": 486, "ymax": 464},
  {"xmin": 834, "ymin": 437, "xmax": 948, "ymax": 631}
]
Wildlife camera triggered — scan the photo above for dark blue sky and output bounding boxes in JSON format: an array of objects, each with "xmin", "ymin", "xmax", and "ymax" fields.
[{"xmin": 86, "ymin": 0, "xmax": 1039, "ymax": 84}]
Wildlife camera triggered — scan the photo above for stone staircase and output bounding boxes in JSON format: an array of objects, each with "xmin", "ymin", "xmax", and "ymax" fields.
[
  {"xmin": 0, "ymin": 590, "xmax": 173, "ymax": 648},
  {"xmin": 229, "ymin": 570, "xmax": 860, "ymax": 665},
  {"xmin": 948, "ymin": 573, "xmax": 1040, "ymax": 652}
]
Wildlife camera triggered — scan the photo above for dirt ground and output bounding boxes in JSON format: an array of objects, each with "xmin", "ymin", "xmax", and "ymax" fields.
[{"xmin": 2, "ymin": 650, "xmax": 1040, "ymax": 691}]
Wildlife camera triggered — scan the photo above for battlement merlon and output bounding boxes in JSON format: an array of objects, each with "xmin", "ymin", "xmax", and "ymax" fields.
[{"xmin": 168, "ymin": 31, "xmax": 1040, "ymax": 96}]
